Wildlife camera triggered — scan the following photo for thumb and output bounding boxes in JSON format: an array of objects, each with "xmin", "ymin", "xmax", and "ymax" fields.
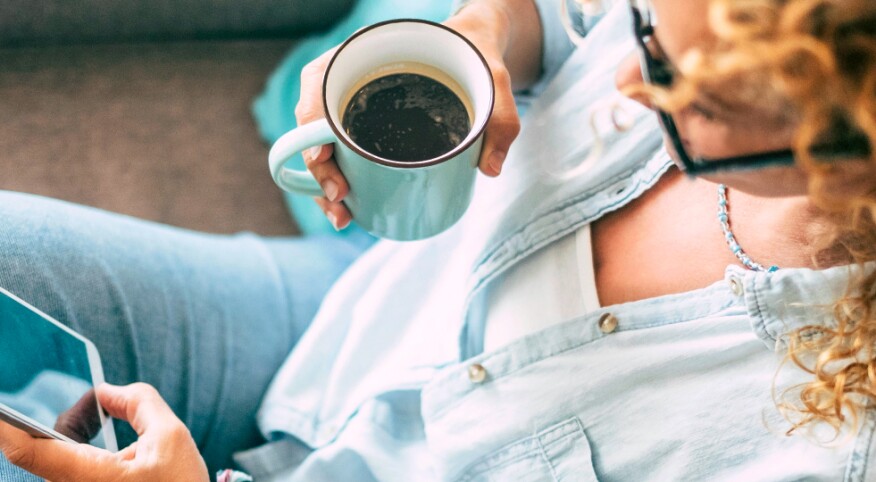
[
  {"xmin": 294, "ymin": 47, "xmax": 338, "ymax": 126},
  {"xmin": 0, "ymin": 419, "xmax": 115, "ymax": 481},
  {"xmin": 96, "ymin": 383, "xmax": 182, "ymax": 437},
  {"xmin": 480, "ymin": 64, "xmax": 520, "ymax": 177}
]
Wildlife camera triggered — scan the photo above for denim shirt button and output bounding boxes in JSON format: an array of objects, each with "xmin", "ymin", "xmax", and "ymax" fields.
[
  {"xmin": 468, "ymin": 363, "xmax": 487, "ymax": 384},
  {"xmin": 598, "ymin": 313, "xmax": 618, "ymax": 333},
  {"xmin": 728, "ymin": 277, "xmax": 744, "ymax": 296}
]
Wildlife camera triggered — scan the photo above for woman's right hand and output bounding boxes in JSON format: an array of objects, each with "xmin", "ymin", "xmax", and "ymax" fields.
[
  {"xmin": 0, "ymin": 383, "xmax": 209, "ymax": 482},
  {"xmin": 297, "ymin": 1, "xmax": 536, "ymax": 230}
]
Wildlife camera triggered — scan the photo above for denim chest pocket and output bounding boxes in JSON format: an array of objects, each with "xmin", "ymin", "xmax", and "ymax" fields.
[{"xmin": 455, "ymin": 417, "xmax": 599, "ymax": 482}]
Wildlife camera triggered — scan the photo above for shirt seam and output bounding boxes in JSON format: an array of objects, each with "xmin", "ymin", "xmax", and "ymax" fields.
[
  {"xmin": 466, "ymin": 156, "xmax": 671, "ymax": 309},
  {"xmin": 453, "ymin": 416, "xmax": 583, "ymax": 480},
  {"xmin": 471, "ymin": 165, "xmax": 636, "ymax": 273},
  {"xmin": 261, "ymin": 382, "xmax": 430, "ymax": 447},
  {"xmin": 537, "ymin": 435, "xmax": 560, "ymax": 482},
  {"xmin": 432, "ymin": 293, "xmax": 738, "ymax": 419},
  {"xmin": 845, "ymin": 408, "xmax": 876, "ymax": 481},
  {"xmin": 458, "ymin": 156, "xmax": 672, "ymax": 359},
  {"xmin": 751, "ymin": 275, "xmax": 779, "ymax": 346},
  {"xmin": 457, "ymin": 441, "xmax": 543, "ymax": 480}
]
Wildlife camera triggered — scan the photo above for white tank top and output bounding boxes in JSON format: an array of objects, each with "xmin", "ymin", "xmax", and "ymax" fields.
[{"xmin": 484, "ymin": 225, "xmax": 601, "ymax": 352}]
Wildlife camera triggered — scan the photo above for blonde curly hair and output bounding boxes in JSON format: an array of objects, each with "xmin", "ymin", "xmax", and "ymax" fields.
[{"xmin": 651, "ymin": 0, "xmax": 876, "ymax": 437}]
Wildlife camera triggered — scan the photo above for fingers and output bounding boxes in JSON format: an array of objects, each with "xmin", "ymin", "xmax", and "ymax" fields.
[
  {"xmin": 444, "ymin": 5, "xmax": 521, "ymax": 177},
  {"xmin": 295, "ymin": 30, "xmax": 521, "ymax": 233},
  {"xmin": 294, "ymin": 48, "xmax": 336, "ymax": 126},
  {"xmin": 295, "ymin": 48, "xmax": 353, "ymax": 220},
  {"xmin": 303, "ymin": 142, "xmax": 351, "ymax": 229},
  {"xmin": 304, "ymin": 143, "xmax": 349, "ymax": 204},
  {"xmin": 0, "ymin": 420, "xmax": 41, "ymax": 473},
  {"xmin": 0, "ymin": 420, "xmax": 114, "ymax": 481},
  {"xmin": 98, "ymin": 384, "xmax": 208, "ymax": 482},
  {"xmin": 0, "ymin": 384, "xmax": 206, "ymax": 482},
  {"xmin": 96, "ymin": 383, "xmax": 184, "ymax": 438},
  {"xmin": 314, "ymin": 196, "xmax": 352, "ymax": 230},
  {"xmin": 480, "ymin": 63, "xmax": 521, "ymax": 177}
]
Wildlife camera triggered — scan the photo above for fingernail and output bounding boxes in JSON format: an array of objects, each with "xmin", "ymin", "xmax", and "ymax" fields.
[
  {"xmin": 327, "ymin": 212, "xmax": 340, "ymax": 231},
  {"xmin": 309, "ymin": 145, "xmax": 323, "ymax": 161},
  {"xmin": 337, "ymin": 217, "xmax": 351, "ymax": 230},
  {"xmin": 324, "ymin": 179, "xmax": 339, "ymax": 202},
  {"xmin": 489, "ymin": 151, "xmax": 506, "ymax": 175}
]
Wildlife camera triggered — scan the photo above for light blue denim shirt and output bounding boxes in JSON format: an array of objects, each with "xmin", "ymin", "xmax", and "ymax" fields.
[{"xmin": 255, "ymin": 1, "xmax": 876, "ymax": 480}]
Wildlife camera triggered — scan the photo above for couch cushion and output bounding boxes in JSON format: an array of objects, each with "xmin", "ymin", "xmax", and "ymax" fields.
[
  {"xmin": 0, "ymin": 40, "xmax": 299, "ymax": 235},
  {"xmin": 0, "ymin": 0, "xmax": 355, "ymax": 47}
]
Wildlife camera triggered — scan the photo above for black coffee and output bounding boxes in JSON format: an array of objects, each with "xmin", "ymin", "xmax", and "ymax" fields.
[{"xmin": 342, "ymin": 72, "xmax": 471, "ymax": 162}]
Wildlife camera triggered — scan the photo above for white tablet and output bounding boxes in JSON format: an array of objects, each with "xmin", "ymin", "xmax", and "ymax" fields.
[{"xmin": 0, "ymin": 287, "xmax": 118, "ymax": 452}]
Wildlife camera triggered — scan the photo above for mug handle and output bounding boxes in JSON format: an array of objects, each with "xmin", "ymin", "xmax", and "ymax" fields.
[{"xmin": 269, "ymin": 119, "xmax": 337, "ymax": 197}]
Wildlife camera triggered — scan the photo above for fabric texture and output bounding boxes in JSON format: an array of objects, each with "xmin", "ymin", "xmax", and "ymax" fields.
[
  {"xmin": 3, "ymin": 0, "xmax": 872, "ymax": 480},
  {"xmin": 482, "ymin": 225, "xmax": 600, "ymax": 352},
  {"xmin": 0, "ymin": 40, "xmax": 301, "ymax": 236},
  {"xmin": 255, "ymin": 1, "xmax": 876, "ymax": 480},
  {"xmin": 0, "ymin": 191, "xmax": 373, "ymax": 480},
  {"xmin": 0, "ymin": 0, "xmax": 356, "ymax": 47}
]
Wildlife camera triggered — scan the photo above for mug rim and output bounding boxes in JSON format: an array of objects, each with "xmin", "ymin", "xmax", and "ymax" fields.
[{"xmin": 321, "ymin": 18, "xmax": 495, "ymax": 169}]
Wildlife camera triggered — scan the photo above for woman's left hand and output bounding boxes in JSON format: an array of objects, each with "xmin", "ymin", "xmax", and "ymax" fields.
[{"xmin": 0, "ymin": 383, "xmax": 209, "ymax": 482}]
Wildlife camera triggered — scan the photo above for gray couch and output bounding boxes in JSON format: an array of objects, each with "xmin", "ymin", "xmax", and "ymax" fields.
[{"xmin": 0, "ymin": 1, "xmax": 355, "ymax": 235}]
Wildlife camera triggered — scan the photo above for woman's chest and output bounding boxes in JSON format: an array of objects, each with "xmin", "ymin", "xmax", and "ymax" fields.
[
  {"xmin": 591, "ymin": 169, "xmax": 741, "ymax": 306},
  {"xmin": 422, "ymin": 312, "xmax": 866, "ymax": 482}
]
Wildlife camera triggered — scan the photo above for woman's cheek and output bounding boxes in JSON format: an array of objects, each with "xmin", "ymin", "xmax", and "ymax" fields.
[
  {"xmin": 676, "ymin": 113, "xmax": 734, "ymax": 159},
  {"xmin": 615, "ymin": 53, "xmax": 651, "ymax": 108}
]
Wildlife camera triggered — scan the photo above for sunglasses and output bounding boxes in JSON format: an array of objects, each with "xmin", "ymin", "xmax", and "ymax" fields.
[{"xmin": 627, "ymin": 0, "xmax": 869, "ymax": 175}]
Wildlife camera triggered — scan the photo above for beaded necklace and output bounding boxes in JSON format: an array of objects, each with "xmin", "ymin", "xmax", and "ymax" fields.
[{"xmin": 717, "ymin": 184, "xmax": 779, "ymax": 272}]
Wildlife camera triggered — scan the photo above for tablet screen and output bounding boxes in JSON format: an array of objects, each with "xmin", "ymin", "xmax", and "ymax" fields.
[{"xmin": 0, "ymin": 291, "xmax": 108, "ymax": 448}]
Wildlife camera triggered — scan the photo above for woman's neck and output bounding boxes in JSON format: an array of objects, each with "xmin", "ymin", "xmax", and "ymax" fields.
[{"xmin": 715, "ymin": 183, "xmax": 842, "ymax": 269}]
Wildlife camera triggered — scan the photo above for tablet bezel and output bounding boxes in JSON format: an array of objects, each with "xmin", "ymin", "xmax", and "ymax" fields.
[{"xmin": 0, "ymin": 286, "xmax": 118, "ymax": 452}]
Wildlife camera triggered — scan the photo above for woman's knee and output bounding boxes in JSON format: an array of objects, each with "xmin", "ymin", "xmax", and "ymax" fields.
[{"xmin": 0, "ymin": 192, "xmax": 112, "ymax": 325}]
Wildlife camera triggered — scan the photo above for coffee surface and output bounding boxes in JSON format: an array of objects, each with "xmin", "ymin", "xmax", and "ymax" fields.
[{"xmin": 342, "ymin": 73, "xmax": 471, "ymax": 162}]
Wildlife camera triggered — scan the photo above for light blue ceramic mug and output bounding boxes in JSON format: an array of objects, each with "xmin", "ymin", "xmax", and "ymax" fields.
[{"xmin": 269, "ymin": 19, "xmax": 494, "ymax": 241}]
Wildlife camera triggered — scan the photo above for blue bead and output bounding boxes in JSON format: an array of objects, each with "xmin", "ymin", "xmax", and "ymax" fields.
[{"xmin": 717, "ymin": 184, "xmax": 777, "ymax": 273}]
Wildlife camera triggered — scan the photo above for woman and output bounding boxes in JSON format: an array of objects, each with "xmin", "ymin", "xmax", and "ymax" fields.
[{"xmin": 1, "ymin": 0, "xmax": 875, "ymax": 480}]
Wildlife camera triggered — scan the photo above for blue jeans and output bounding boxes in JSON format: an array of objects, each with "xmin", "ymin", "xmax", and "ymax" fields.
[{"xmin": 0, "ymin": 191, "xmax": 372, "ymax": 481}]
